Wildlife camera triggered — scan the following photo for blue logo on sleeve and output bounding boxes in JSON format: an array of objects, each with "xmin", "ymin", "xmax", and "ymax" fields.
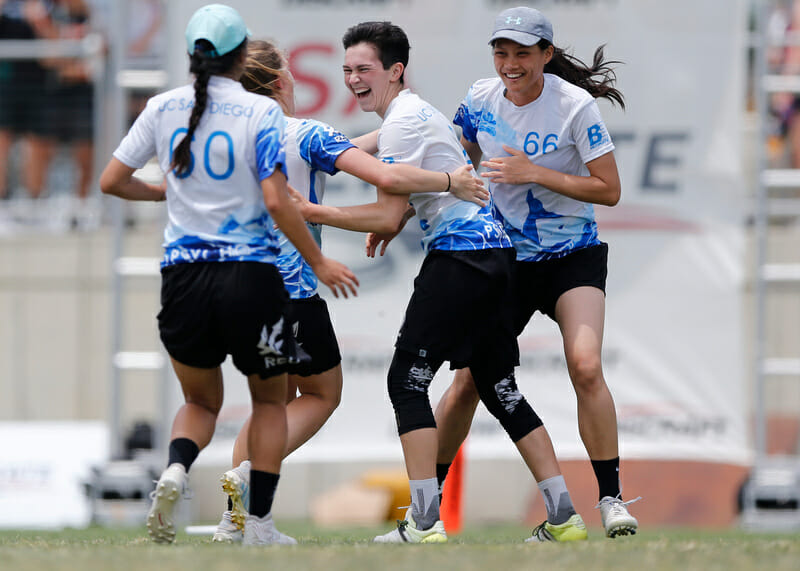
[{"xmin": 587, "ymin": 122, "xmax": 610, "ymax": 150}]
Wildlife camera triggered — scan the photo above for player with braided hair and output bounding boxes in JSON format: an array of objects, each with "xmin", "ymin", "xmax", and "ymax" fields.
[{"xmin": 99, "ymin": 4, "xmax": 358, "ymax": 546}]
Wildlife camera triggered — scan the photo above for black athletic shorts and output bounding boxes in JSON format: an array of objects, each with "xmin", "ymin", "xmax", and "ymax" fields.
[
  {"xmin": 513, "ymin": 242, "xmax": 608, "ymax": 331},
  {"xmin": 285, "ymin": 294, "xmax": 341, "ymax": 377},
  {"xmin": 158, "ymin": 261, "xmax": 309, "ymax": 378},
  {"xmin": 395, "ymin": 247, "xmax": 519, "ymax": 372}
]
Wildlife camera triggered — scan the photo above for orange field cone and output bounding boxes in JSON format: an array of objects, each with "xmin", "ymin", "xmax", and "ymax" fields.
[{"xmin": 440, "ymin": 442, "xmax": 465, "ymax": 534}]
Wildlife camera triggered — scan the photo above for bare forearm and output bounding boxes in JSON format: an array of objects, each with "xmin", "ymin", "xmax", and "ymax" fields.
[
  {"xmin": 528, "ymin": 166, "xmax": 619, "ymax": 206},
  {"xmin": 482, "ymin": 147, "xmax": 621, "ymax": 206},
  {"xmin": 306, "ymin": 202, "xmax": 404, "ymax": 234},
  {"xmin": 101, "ymin": 176, "xmax": 164, "ymax": 202},
  {"xmin": 378, "ymin": 163, "xmax": 451, "ymax": 195}
]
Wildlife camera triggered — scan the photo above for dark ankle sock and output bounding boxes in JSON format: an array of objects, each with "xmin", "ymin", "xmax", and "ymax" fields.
[
  {"xmin": 436, "ymin": 463, "xmax": 451, "ymax": 500},
  {"xmin": 249, "ymin": 470, "xmax": 280, "ymax": 518},
  {"xmin": 167, "ymin": 438, "xmax": 200, "ymax": 472},
  {"xmin": 591, "ymin": 457, "xmax": 621, "ymax": 501}
]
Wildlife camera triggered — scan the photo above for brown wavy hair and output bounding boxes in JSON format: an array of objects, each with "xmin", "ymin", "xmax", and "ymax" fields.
[{"xmin": 239, "ymin": 39, "xmax": 287, "ymax": 104}]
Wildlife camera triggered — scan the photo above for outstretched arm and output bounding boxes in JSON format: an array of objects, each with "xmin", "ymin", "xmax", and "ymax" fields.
[
  {"xmin": 481, "ymin": 146, "xmax": 621, "ymax": 206},
  {"xmin": 365, "ymin": 203, "xmax": 415, "ymax": 258},
  {"xmin": 334, "ymin": 147, "xmax": 488, "ymax": 207},
  {"xmin": 350, "ymin": 129, "xmax": 379, "ymax": 155},
  {"xmin": 291, "ymin": 183, "xmax": 410, "ymax": 236}
]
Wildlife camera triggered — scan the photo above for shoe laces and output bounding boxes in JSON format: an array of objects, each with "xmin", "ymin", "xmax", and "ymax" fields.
[
  {"xmin": 594, "ymin": 495, "xmax": 641, "ymax": 511},
  {"xmin": 530, "ymin": 520, "xmax": 552, "ymax": 541}
]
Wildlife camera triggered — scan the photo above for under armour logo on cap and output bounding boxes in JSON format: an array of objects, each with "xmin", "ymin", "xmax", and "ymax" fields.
[{"xmin": 490, "ymin": 6, "xmax": 554, "ymax": 47}]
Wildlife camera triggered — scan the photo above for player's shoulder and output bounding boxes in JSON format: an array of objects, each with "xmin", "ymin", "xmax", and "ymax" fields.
[
  {"xmin": 239, "ymin": 89, "xmax": 282, "ymax": 113},
  {"xmin": 294, "ymin": 116, "xmax": 331, "ymax": 134},
  {"xmin": 293, "ymin": 117, "xmax": 350, "ymax": 144},
  {"xmin": 545, "ymin": 73, "xmax": 594, "ymax": 107},
  {"xmin": 385, "ymin": 90, "xmax": 444, "ymax": 123},
  {"xmin": 146, "ymin": 84, "xmax": 193, "ymax": 107},
  {"xmin": 466, "ymin": 77, "xmax": 504, "ymax": 102}
]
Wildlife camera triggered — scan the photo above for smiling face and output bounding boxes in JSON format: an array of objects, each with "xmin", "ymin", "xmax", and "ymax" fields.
[
  {"xmin": 343, "ymin": 41, "xmax": 403, "ymax": 118},
  {"xmin": 492, "ymin": 39, "xmax": 553, "ymax": 106}
]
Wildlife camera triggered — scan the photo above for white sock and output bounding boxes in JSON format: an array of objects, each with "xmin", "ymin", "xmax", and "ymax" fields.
[
  {"xmin": 409, "ymin": 477, "xmax": 440, "ymax": 530},
  {"xmin": 538, "ymin": 475, "xmax": 576, "ymax": 525}
]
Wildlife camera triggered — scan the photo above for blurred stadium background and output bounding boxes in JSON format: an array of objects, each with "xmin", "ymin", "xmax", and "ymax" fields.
[{"xmin": 0, "ymin": 0, "xmax": 799, "ymax": 535}]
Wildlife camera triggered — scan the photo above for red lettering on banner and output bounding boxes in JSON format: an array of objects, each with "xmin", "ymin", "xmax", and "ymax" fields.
[{"xmin": 289, "ymin": 44, "xmax": 333, "ymax": 116}]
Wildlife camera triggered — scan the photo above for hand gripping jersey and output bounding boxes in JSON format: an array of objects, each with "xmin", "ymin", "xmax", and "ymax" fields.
[
  {"xmin": 379, "ymin": 90, "xmax": 511, "ymax": 253},
  {"xmin": 454, "ymin": 74, "xmax": 615, "ymax": 261},
  {"xmin": 113, "ymin": 76, "xmax": 287, "ymax": 268},
  {"xmin": 277, "ymin": 117, "xmax": 355, "ymax": 298}
]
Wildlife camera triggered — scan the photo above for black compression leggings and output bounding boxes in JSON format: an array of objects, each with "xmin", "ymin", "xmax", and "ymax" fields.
[{"xmin": 387, "ymin": 349, "xmax": 543, "ymax": 441}]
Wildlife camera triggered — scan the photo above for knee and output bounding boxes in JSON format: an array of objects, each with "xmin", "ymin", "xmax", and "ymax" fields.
[
  {"xmin": 568, "ymin": 354, "xmax": 605, "ymax": 395},
  {"xmin": 451, "ymin": 370, "xmax": 480, "ymax": 405},
  {"xmin": 387, "ymin": 353, "xmax": 436, "ymax": 435},
  {"xmin": 314, "ymin": 382, "xmax": 342, "ymax": 414},
  {"xmin": 296, "ymin": 375, "xmax": 342, "ymax": 413},
  {"xmin": 186, "ymin": 396, "xmax": 223, "ymax": 416}
]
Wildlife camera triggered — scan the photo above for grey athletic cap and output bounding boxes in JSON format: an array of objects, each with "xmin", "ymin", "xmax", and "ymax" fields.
[{"xmin": 489, "ymin": 6, "xmax": 553, "ymax": 46}]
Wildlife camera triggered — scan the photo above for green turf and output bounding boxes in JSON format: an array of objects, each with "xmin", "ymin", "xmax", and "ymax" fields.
[{"xmin": 0, "ymin": 523, "xmax": 798, "ymax": 571}]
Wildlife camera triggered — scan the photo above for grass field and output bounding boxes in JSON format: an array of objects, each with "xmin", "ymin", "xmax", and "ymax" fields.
[{"xmin": 1, "ymin": 522, "xmax": 798, "ymax": 571}]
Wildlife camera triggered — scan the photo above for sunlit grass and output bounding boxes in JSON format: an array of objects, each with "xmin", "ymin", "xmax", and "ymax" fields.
[{"xmin": 0, "ymin": 523, "xmax": 798, "ymax": 571}]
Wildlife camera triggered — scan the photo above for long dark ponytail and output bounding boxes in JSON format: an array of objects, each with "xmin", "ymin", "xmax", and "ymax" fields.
[
  {"xmin": 171, "ymin": 38, "xmax": 247, "ymax": 176},
  {"xmin": 541, "ymin": 40, "xmax": 625, "ymax": 109}
]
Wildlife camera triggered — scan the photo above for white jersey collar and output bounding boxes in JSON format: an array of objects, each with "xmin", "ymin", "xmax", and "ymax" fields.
[
  {"xmin": 206, "ymin": 75, "xmax": 246, "ymax": 91},
  {"xmin": 384, "ymin": 88, "xmax": 413, "ymax": 118}
]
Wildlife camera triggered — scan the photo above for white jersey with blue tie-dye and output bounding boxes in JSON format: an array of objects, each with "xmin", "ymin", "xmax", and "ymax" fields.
[
  {"xmin": 454, "ymin": 74, "xmax": 614, "ymax": 261},
  {"xmin": 278, "ymin": 117, "xmax": 355, "ymax": 298},
  {"xmin": 112, "ymin": 76, "xmax": 287, "ymax": 268},
  {"xmin": 380, "ymin": 90, "xmax": 511, "ymax": 253}
]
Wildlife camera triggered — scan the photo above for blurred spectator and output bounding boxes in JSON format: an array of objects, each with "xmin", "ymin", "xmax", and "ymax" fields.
[
  {"xmin": 125, "ymin": 0, "xmax": 165, "ymax": 128},
  {"xmin": 768, "ymin": 0, "xmax": 800, "ymax": 168},
  {"xmin": 0, "ymin": 0, "xmax": 55, "ymax": 226},
  {"xmin": 32, "ymin": 0, "xmax": 99, "ymax": 230},
  {"xmin": 126, "ymin": 0, "xmax": 163, "ymax": 68},
  {"xmin": 42, "ymin": 0, "xmax": 100, "ymax": 229}
]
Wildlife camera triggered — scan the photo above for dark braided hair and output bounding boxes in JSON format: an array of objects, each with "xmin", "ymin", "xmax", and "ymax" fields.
[
  {"xmin": 171, "ymin": 38, "xmax": 247, "ymax": 176},
  {"xmin": 539, "ymin": 40, "xmax": 625, "ymax": 109}
]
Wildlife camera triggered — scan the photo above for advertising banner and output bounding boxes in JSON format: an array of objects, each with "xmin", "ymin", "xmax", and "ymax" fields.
[{"xmin": 164, "ymin": 0, "xmax": 750, "ymax": 466}]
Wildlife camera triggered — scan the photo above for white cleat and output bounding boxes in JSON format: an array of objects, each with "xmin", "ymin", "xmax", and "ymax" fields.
[
  {"xmin": 242, "ymin": 512, "xmax": 297, "ymax": 545},
  {"xmin": 212, "ymin": 510, "xmax": 243, "ymax": 543},
  {"xmin": 596, "ymin": 495, "xmax": 640, "ymax": 538},
  {"xmin": 220, "ymin": 460, "xmax": 251, "ymax": 531},
  {"xmin": 373, "ymin": 512, "xmax": 447, "ymax": 544},
  {"xmin": 146, "ymin": 463, "xmax": 188, "ymax": 544}
]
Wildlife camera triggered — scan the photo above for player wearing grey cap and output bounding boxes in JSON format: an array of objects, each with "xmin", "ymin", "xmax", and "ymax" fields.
[
  {"xmin": 100, "ymin": 3, "xmax": 358, "ymax": 546},
  {"xmin": 291, "ymin": 19, "xmax": 589, "ymax": 545},
  {"xmin": 436, "ymin": 6, "xmax": 639, "ymax": 540}
]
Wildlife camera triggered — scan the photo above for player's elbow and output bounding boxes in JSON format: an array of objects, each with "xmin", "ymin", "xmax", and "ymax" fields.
[
  {"xmin": 373, "ymin": 210, "xmax": 405, "ymax": 234},
  {"xmin": 604, "ymin": 185, "xmax": 621, "ymax": 207},
  {"xmin": 99, "ymin": 168, "xmax": 123, "ymax": 197},
  {"xmin": 263, "ymin": 194, "xmax": 284, "ymax": 217},
  {"xmin": 374, "ymin": 172, "xmax": 403, "ymax": 193}
]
